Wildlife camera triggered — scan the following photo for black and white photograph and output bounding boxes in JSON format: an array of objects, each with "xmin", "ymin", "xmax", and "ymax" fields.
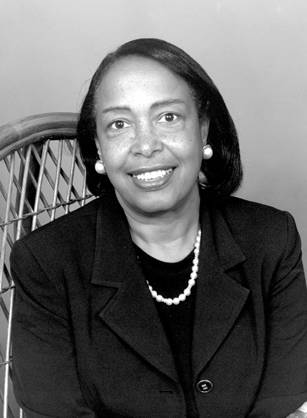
[{"xmin": 1, "ymin": 1, "xmax": 307, "ymax": 417}]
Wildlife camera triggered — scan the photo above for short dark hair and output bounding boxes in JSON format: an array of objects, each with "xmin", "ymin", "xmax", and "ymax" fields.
[{"xmin": 77, "ymin": 38, "xmax": 242, "ymax": 197}]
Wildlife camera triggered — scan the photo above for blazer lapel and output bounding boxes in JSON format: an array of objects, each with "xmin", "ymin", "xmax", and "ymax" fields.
[
  {"xmin": 90, "ymin": 192, "xmax": 178, "ymax": 383},
  {"xmin": 192, "ymin": 202, "xmax": 250, "ymax": 378},
  {"xmin": 89, "ymin": 192, "xmax": 249, "ymax": 382}
]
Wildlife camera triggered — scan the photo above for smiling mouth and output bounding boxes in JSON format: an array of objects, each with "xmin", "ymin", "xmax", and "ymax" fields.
[{"xmin": 131, "ymin": 168, "xmax": 173, "ymax": 182}]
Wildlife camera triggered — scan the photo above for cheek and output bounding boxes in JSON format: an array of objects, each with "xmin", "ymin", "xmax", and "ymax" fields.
[
  {"xmin": 174, "ymin": 132, "xmax": 203, "ymax": 159},
  {"xmin": 168, "ymin": 126, "xmax": 202, "ymax": 146},
  {"xmin": 100, "ymin": 141, "xmax": 128, "ymax": 169}
]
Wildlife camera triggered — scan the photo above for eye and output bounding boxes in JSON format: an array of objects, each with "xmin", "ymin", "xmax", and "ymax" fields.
[
  {"xmin": 110, "ymin": 120, "xmax": 129, "ymax": 130},
  {"xmin": 159, "ymin": 113, "xmax": 179, "ymax": 123}
]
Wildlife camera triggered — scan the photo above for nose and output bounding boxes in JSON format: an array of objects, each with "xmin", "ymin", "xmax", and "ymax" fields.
[{"xmin": 131, "ymin": 123, "xmax": 163, "ymax": 158}]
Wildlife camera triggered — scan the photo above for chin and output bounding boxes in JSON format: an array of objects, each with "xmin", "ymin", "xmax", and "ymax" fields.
[
  {"xmin": 127, "ymin": 193, "xmax": 179, "ymax": 216},
  {"xmin": 116, "ymin": 185, "xmax": 197, "ymax": 217},
  {"xmin": 136, "ymin": 200, "xmax": 176, "ymax": 216}
]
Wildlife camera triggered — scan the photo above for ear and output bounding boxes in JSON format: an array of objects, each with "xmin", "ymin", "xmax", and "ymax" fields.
[
  {"xmin": 200, "ymin": 115, "xmax": 210, "ymax": 147},
  {"xmin": 94, "ymin": 138, "xmax": 102, "ymax": 159}
]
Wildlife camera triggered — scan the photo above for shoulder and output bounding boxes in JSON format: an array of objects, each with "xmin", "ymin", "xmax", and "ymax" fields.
[
  {"xmin": 17, "ymin": 197, "xmax": 101, "ymax": 247},
  {"xmin": 207, "ymin": 195, "xmax": 300, "ymax": 255},
  {"xmin": 218, "ymin": 195, "xmax": 290, "ymax": 226},
  {"xmin": 11, "ymin": 197, "xmax": 102, "ymax": 272}
]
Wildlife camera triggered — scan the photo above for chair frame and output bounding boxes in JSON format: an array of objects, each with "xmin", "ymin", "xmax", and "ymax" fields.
[{"xmin": 0, "ymin": 112, "xmax": 93, "ymax": 418}]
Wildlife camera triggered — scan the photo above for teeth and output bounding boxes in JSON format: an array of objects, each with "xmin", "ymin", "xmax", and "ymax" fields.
[{"xmin": 133, "ymin": 169, "xmax": 172, "ymax": 181}]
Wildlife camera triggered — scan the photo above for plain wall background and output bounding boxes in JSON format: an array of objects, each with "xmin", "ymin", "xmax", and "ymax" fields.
[{"xmin": 1, "ymin": 0, "xmax": 307, "ymax": 267}]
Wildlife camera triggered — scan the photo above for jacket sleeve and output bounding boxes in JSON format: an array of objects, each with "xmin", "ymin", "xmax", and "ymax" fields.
[
  {"xmin": 248, "ymin": 212, "xmax": 307, "ymax": 418},
  {"xmin": 10, "ymin": 238, "xmax": 97, "ymax": 418}
]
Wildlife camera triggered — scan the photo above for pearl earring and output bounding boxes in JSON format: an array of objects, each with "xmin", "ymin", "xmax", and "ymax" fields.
[
  {"xmin": 203, "ymin": 144, "xmax": 213, "ymax": 160},
  {"xmin": 95, "ymin": 159, "xmax": 105, "ymax": 174}
]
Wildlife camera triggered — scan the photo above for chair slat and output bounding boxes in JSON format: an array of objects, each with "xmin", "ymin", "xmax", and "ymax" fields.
[
  {"xmin": 31, "ymin": 140, "xmax": 50, "ymax": 230},
  {"xmin": 3, "ymin": 288, "xmax": 14, "ymax": 418},
  {"xmin": 65, "ymin": 140, "xmax": 78, "ymax": 214},
  {"xmin": 16, "ymin": 146, "xmax": 33, "ymax": 239},
  {"xmin": 0, "ymin": 154, "xmax": 15, "ymax": 291},
  {"xmin": 51, "ymin": 141, "xmax": 64, "ymax": 221}
]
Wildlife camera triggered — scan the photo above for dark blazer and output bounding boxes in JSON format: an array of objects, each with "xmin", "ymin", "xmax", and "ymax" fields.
[{"xmin": 11, "ymin": 190, "xmax": 307, "ymax": 418}]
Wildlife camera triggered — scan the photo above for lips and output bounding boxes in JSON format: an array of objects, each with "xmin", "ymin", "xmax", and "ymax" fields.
[
  {"xmin": 129, "ymin": 167, "xmax": 175, "ymax": 190},
  {"xmin": 132, "ymin": 168, "xmax": 173, "ymax": 182}
]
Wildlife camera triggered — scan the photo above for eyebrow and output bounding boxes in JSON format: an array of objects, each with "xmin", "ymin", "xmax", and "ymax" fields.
[{"xmin": 100, "ymin": 99, "xmax": 186, "ymax": 115}]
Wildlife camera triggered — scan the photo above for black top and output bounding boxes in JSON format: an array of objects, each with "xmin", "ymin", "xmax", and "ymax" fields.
[{"xmin": 135, "ymin": 246, "xmax": 199, "ymax": 418}]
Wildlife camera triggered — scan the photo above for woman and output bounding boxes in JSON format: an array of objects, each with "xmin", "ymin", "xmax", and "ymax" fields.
[{"xmin": 11, "ymin": 38, "xmax": 307, "ymax": 417}]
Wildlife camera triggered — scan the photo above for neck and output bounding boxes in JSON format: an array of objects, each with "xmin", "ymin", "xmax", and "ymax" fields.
[{"xmin": 118, "ymin": 192, "xmax": 201, "ymax": 262}]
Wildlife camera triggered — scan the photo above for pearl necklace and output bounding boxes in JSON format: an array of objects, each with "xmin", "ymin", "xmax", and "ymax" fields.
[{"xmin": 146, "ymin": 228, "xmax": 201, "ymax": 306}]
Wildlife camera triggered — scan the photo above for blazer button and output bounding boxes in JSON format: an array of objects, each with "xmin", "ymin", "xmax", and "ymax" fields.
[{"xmin": 196, "ymin": 379, "xmax": 214, "ymax": 394}]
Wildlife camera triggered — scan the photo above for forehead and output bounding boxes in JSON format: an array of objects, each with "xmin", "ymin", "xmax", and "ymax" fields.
[{"xmin": 95, "ymin": 55, "xmax": 194, "ymax": 109}]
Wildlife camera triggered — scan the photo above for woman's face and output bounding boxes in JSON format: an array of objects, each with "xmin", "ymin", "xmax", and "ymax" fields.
[{"xmin": 95, "ymin": 56, "xmax": 209, "ymax": 217}]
